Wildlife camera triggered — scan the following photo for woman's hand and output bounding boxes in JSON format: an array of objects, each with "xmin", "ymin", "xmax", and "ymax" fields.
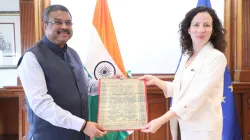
[
  {"xmin": 140, "ymin": 118, "xmax": 163, "ymax": 133},
  {"xmin": 111, "ymin": 74, "xmax": 125, "ymax": 79},
  {"xmin": 138, "ymin": 75, "xmax": 157, "ymax": 86}
]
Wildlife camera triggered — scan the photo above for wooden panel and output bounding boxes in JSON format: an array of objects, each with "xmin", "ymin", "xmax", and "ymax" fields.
[
  {"xmin": 243, "ymin": 93, "xmax": 250, "ymax": 140},
  {"xmin": 239, "ymin": 0, "xmax": 250, "ymax": 80},
  {"xmin": 224, "ymin": 0, "xmax": 233, "ymax": 75},
  {"xmin": 19, "ymin": 95, "xmax": 28, "ymax": 140},
  {"xmin": 148, "ymin": 94, "xmax": 168, "ymax": 140},
  {"xmin": 233, "ymin": 82, "xmax": 250, "ymax": 139},
  {"xmin": 234, "ymin": 93, "xmax": 243, "ymax": 134},
  {"xmin": 0, "ymin": 135, "xmax": 18, "ymax": 140},
  {"xmin": 21, "ymin": 109, "xmax": 28, "ymax": 140},
  {"xmin": 0, "ymin": 98, "xmax": 18, "ymax": 136},
  {"xmin": 234, "ymin": 0, "xmax": 250, "ymax": 82},
  {"xmin": 242, "ymin": 0, "xmax": 250, "ymax": 69},
  {"xmin": 18, "ymin": 0, "xmax": 36, "ymax": 85},
  {"xmin": 34, "ymin": 0, "xmax": 51, "ymax": 41},
  {"xmin": 0, "ymin": 87, "xmax": 26, "ymax": 140},
  {"xmin": 234, "ymin": 0, "xmax": 243, "ymax": 81},
  {"xmin": 19, "ymin": 0, "xmax": 50, "ymax": 55},
  {"xmin": 20, "ymin": 0, "xmax": 35, "ymax": 54}
]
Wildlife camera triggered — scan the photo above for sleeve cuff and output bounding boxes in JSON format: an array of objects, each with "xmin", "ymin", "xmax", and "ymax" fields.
[
  {"xmin": 170, "ymin": 103, "xmax": 190, "ymax": 120},
  {"xmin": 164, "ymin": 81, "xmax": 173, "ymax": 98},
  {"xmin": 70, "ymin": 115, "xmax": 86, "ymax": 131}
]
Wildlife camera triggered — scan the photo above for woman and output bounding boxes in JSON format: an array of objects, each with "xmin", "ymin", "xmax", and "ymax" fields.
[{"xmin": 139, "ymin": 6, "xmax": 227, "ymax": 140}]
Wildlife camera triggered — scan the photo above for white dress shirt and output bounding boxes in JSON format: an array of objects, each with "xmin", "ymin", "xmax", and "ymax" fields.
[{"xmin": 18, "ymin": 52, "xmax": 98, "ymax": 132}]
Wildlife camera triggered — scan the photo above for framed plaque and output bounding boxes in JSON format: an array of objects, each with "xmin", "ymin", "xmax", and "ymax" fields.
[{"xmin": 98, "ymin": 79, "xmax": 148, "ymax": 131}]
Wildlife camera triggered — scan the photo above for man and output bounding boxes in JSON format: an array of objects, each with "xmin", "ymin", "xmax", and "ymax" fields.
[{"xmin": 17, "ymin": 5, "xmax": 107, "ymax": 140}]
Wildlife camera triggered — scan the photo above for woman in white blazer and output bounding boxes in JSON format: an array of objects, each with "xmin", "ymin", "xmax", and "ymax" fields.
[{"xmin": 139, "ymin": 7, "xmax": 227, "ymax": 140}]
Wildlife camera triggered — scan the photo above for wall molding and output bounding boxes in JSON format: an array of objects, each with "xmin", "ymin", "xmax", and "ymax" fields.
[{"xmin": 0, "ymin": 11, "xmax": 20, "ymax": 16}]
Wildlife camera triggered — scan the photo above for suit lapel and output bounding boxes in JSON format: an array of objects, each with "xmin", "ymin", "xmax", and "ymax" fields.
[
  {"xmin": 179, "ymin": 67, "xmax": 197, "ymax": 95},
  {"xmin": 171, "ymin": 55, "xmax": 188, "ymax": 102},
  {"xmin": 174, "ymin": 55, "xmax": 187, "ymax": 94},
  {"xmin": 178, "ymin": 42, "xmax": 213, "ymax": 98}
]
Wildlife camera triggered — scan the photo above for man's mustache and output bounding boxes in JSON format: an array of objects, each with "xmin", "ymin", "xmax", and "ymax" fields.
[{"xmin": 57, "ymin": 29, "xmax": 70, "ymax": 34}]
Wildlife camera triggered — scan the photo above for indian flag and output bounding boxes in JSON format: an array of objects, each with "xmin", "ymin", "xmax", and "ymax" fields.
[
  {"xmin": 85, "ymin": 0, "xmax": 132, "ymax": 139},
  {"xmin": 85, "ymin": 0, "xmax": 126, "ymax": 80}
]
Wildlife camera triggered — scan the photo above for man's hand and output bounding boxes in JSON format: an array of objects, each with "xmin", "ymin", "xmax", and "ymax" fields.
[{"xmin": 83, "ymin": 121, "xmax": 107, "ymax": 138}]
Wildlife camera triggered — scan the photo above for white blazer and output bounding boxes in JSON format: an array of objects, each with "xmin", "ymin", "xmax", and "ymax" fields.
[{"xmin": 165, "ymin": 42, "xmax": 227, "ymax": 140}]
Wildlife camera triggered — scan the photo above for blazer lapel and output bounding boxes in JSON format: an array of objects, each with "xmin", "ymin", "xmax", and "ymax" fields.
[
  {"xmin": 174, "ymin": 55, "xmax": 188, "ymax": 94},
  {"xmin": 179, "ymin": 66, "xmax": 197, "ymax": 95},
  {"xmin": 171, "ymin": 55, "xmax": 188, "ymax": 102},
  {"xmin": 178, "ymin": 42, "xmax": 213, "ymax": 97}
]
